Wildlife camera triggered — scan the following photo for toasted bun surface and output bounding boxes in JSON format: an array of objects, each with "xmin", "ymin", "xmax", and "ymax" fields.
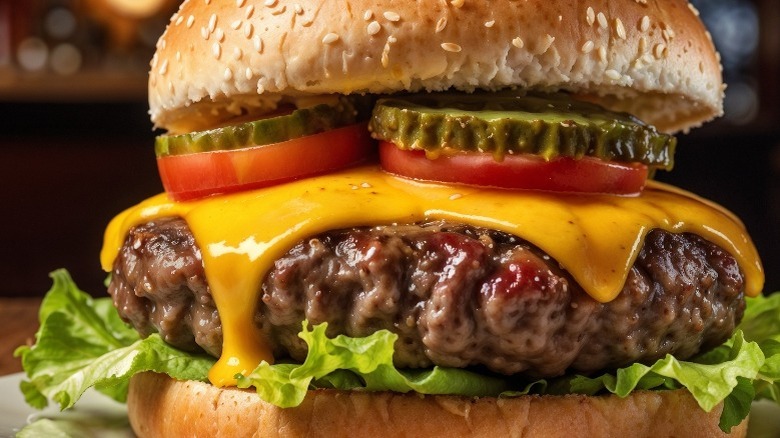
[
  {"xmin": 128, "ymin": 372, "xmax": 746, "ymax": 438},
  {"xmin": 150, "ymin": 0, "xmax": 722, "ymax": 134}
]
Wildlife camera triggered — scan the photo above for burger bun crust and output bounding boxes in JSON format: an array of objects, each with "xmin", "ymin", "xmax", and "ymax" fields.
[
  {"xmin": 150, "ymin": 0, "xmax": 723, "ymax": 134},
  {"xmin": 128, "ymin": 372, "xmax": 747, "ymax": 438}
]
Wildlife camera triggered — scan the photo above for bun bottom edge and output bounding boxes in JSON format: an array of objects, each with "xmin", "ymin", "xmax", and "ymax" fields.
[{"xmin": 127, "ymin": 371, "xmax": 747, "ymax": 438}]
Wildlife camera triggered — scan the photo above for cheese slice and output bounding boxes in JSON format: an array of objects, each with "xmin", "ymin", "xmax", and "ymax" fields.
[{"xmin": 100, "ymin": 165, "xmax": 764, "ymax": 386}]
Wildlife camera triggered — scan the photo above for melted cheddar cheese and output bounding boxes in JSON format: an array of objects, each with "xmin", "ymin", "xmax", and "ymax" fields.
[{"xmin": 100, "ymin": 165, "xmax": 764, "ymax": 386}]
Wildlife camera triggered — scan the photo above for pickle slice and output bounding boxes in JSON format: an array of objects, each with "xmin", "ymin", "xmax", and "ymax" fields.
[
  {"xmin": 369, "ymin": 92, "xmax": 676, "ymax": 170},
  {"xmin": 156, "ymin": 98, "xmax": 360, "ymax": 157}
]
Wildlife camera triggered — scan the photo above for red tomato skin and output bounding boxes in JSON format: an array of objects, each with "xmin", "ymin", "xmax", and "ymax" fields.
[
  {"xmin": 379, "ymin": 142, "xmax": 648, "ymax": 195},
  {"xmin": 157, "ymin": 124, "xmax": 373, "ymax": 201}
]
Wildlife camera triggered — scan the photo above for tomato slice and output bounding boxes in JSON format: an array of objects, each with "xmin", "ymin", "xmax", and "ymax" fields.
[
  {"xmin": 379, "ymin": 142, "xmax": 648, "ymax": 195},
  {"xmin": 158, "ymin": 124, "xmax": 373, "ymax": 201}
]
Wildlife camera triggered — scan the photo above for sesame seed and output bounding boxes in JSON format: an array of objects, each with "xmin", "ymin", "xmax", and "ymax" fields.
[
  {"xmin": 598, "ymin": 46, "xmax": 607, "ymax": 63},
  {"xmin": 244, "ymin": 23, "xmax": 253, "ymax": 38},
  {"xmin": 175, "ymin": 15, "xmax": 184, "ymax": 25},
  {"xmin": 597, "ymin": 12, "xmax": 607, "ymax": 29},
  {"xmin": 208, "ymin": 14, "xmax": 217, "ymax": 33},
  {"xmin": 361, "ymin": 182, "xmax": 372, "ymax": 188},
  {"xmin": 640, "ymin": 16, "xmax": 650, "ymax": 32},
  {"xmin": 654, "ymin": 43, "xmax": 665, "ymax": 59},
  {"xmin": 450, "ymin": 0, "xmax": 464, "ymax": 8},
  {"xmin": 688, "ymin": 3, "xmax": 700, "ymax": 16},
  {"xmin": 271, "ymin": 5, "xmax": 286, "ymax": 15},
  {"xmin": 205, "ymin": 0, "xmax": 210, "ymax": 4},
  {"xmin": 158, "ymin": 59, "xmax": 168, "ymax": 75},
  {"xmin": 245, "ymin": 5, "xmax": 255, "ymax": 18},
  {"xmin": 245, "ymin": 67, "xmax": 253, "ymax": 80},
  {"xmin": 160, "ymin": 38, "xmax": 166, "ymax": 49},
  {"xmin": 215, "ymin": 28, "xmax": 224, "ymax": 42},
  {"xmin": 253, "ymin": 35, "xmax": 263, "ymax": 52},
  {"xmin": 581, "ymin": 40, "xmax": 594, "ymax": 53},
  {"xmin": 381, "ymin": 40, "xmax": 391, "ymax": 67},
  {"xmin": 449, "ymin": 193, "xmax": 462, "ymax": 200},
  {"xmin": 200, "ymin": 27, "xmax": 209, "ymax": 40},
  {"xmin": 264, "ymin": 0, "xmax": 277, "ymax": 6},
  {"xmin": 231, "ymin": 20, "xmax": 242, "ymax": 30},
  {"xmin": 512, "ymin": 37, "xmax": 524, "ymax": 49},
  {"xmin": 383, "ymin": 11, "xmax": 400, "ymax": 22},
  {"xmin": 484, "ymin": 20, "xmax": 495, "ymax": 27},
  {"xmin": 638, "ymin": 36, "xmax": 647, "ymax": 52},
  {"xmin": 224, "ymin": 67, "xmax": 233, "ymax": 80},
  {"xmin": 364, "ymin": 10, "xmax": 373, "ymax": 20},
  {"xmin": 615, "ymin": 18, "xmax": 626, "ymax": 39},
  {"xmin": 586, "ymin": 7, "xmax": 595, "ymax": 26},
  {"xmin": 605, "ymin": 69, "xmax": 621, "ymax": 80},
  {"xmin": 367, "ymin": 21, "xmax": 381, "ymax": 35},
  {"xmin": 168, "ymin": 81, "xmax": 174, "ymax": 93},
  {"xmin": 212, "ymin": 42, "xmax": 221, "ymax": 58},
  {"xmin": 441, "ymin": 42, "xmax": 462, "ymax": 52},
  {"xmin": 435, "ymin": 17, "xmax": 447, "ymax": 33},
  {"xmin": 233, "ymin": 47, "xmax": 242, "ymax": 60},
  {"xmin": 294, "ymin": 4, "xmax": 303, "ymax": 14},
  {"xmin": 236, "ymin": 0, "xmax": 246, "ymax": 6},
  {"xmin": 187, "ymin": 15, "xmax": 195, "ymax": 28},
  {"xmin": 322, "ymin": 33, "xmax": 340, "ymax": 44},
  {"xmin": 539, "ymin": 34, "xmax": 555, "ymax": 53}
]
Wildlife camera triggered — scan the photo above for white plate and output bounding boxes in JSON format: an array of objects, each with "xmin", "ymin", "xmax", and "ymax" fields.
[
  {"xmin": 1, "ymin": 372, "xmax": 779, "ymax": 437},
  {"xmin": 0, "ymin": 373, "xmax": 132, "ymax": 437}
]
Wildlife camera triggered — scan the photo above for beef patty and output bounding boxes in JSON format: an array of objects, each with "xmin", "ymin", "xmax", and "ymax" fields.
[{"xmin": 108, "ymin": 217, "xmax": 745, "ymax": 377}]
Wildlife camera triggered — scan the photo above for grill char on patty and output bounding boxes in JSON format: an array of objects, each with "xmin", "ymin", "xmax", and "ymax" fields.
[{"xmin": 109, "ymin": 217, "xmax": 745, "ymax": 377}]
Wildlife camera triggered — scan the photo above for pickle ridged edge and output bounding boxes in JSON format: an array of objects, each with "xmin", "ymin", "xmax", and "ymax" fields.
[
  {"xmin": 155, "ymin": 99, "xmax": 360, "ymax": 157},
  {"xmin": 369, "ymin": 93, "xmax": 676, "ymax": 170}
]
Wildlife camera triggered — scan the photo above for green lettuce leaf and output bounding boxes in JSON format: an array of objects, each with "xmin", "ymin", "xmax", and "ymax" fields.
[
  {"xmin": 741, "ymin": 294, "xmax": 780, "ymax": 405},
  {"xmin": 16, "ymin": 270, "xmax": 780, "ymax": 436},
  {"xmin": 561, "ymin": 293, "xmax": 780, "ymax": 433},
  {"xmin": 236, "ymin": 322, "xmax": 509, "ymax": 408},
  {"xmin": 741, "ymin": 293, "xmax": 780, "ymax": 343},
  {"xmin": 564, "ymin": 330, "xmax": 763, "ymax": 432},
  {"xmin": 14, "ymin": 269, "xmax": 214, "ymax": 410}
]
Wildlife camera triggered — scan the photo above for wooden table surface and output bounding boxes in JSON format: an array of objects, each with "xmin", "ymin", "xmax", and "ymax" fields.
[{"xmin": 0, "ymin": 298, "xmax": 41, "ymax": 376}]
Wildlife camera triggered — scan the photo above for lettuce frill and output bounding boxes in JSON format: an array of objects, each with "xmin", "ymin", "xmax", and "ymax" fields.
[{"xmin": 16, "ymin": 270, "xmax": 780, "ymax": 433}]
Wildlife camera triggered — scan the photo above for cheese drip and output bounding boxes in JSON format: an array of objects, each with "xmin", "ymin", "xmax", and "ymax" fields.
[{"xmin": 101, "ymin": 165, "xmax": 764, "ymax": 386}]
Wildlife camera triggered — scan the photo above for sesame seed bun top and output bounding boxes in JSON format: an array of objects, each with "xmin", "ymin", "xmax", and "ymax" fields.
[{"xmin": 149, "ymin": 0, "xmax": 723, "ymax": 134}]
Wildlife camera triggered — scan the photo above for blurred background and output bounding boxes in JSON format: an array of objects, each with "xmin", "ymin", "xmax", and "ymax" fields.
[{"xmin": 0, "ymin": 0, "xmax": 778, "ymax": 297}]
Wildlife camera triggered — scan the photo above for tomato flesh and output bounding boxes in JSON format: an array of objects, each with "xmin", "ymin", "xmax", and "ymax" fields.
[
  {"xmin": 379, "ymin": 142, "xmax": 648, "ymax": 195},
  {"xmin": 158, "ymin": 124, "xmax": 372, "ymax": 201}
]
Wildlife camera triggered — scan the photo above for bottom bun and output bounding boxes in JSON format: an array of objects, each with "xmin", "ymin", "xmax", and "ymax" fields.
[{"xmin": 128, "ymin": 372, "xmax": 747, "ymax": 438}]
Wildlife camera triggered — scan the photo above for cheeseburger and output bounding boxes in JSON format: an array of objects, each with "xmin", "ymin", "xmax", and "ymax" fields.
[{"xmin": 17, "ymin": 0, "xmax": 780, "ymax": 437}]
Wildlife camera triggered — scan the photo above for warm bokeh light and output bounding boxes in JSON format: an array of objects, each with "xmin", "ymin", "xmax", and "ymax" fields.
[{"xmin": 691, "ymin": 0, "xmax": 760, "ymax": 125}]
